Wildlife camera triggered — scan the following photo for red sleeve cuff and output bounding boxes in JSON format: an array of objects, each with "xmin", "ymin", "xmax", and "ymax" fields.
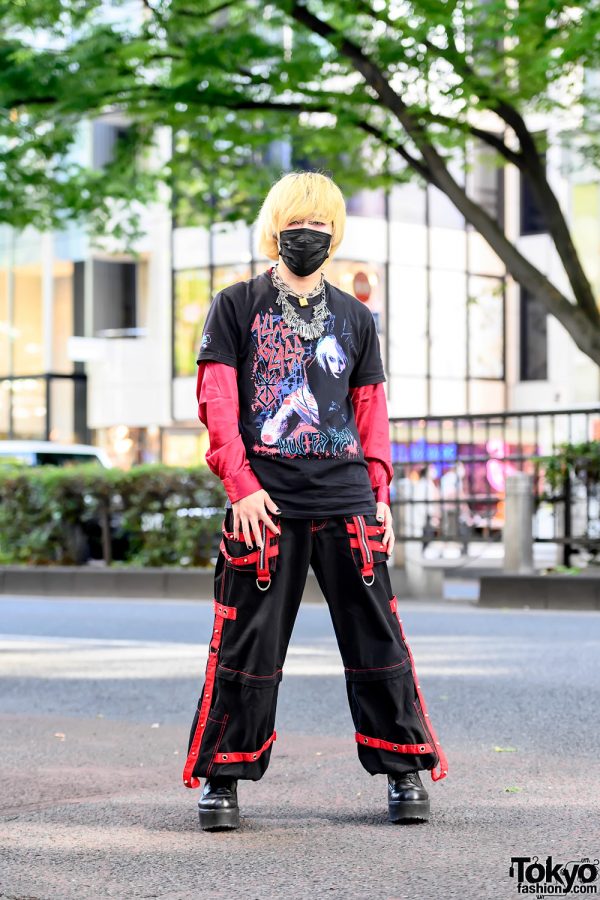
[
  {"xmin": 222, "ymin": 467, "xmax": 263, "ymax": 504},
  {"xmin": 373, "ymin": 481, "xmax": 391, "ymax": 506}
]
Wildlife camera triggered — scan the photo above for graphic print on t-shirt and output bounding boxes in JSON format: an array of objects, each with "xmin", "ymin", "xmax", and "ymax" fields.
[{"xmin": 249, "ymin": 307, "xmax": 360, "ymax": 460}]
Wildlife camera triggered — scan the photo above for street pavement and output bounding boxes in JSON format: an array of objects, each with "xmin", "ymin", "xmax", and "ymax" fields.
[{"xmin": 0, "ymin": 594, "xmax": 599, "ymax": 900}]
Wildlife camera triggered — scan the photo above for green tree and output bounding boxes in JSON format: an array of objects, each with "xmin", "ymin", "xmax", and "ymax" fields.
[{"xmin": 2, "ymin": 0, "xmax": 600, "ymax": 362}]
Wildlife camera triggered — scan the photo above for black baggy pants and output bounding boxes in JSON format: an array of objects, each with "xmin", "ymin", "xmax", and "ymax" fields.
[{"xmin": 183, "ymin": 509, "xmax": 448, "ymax": 790}]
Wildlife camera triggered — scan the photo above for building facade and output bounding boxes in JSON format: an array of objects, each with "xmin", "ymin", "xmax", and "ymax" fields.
[{"xmin": 0, "ymin": 126, "xmax": 598, "ymax": 467}]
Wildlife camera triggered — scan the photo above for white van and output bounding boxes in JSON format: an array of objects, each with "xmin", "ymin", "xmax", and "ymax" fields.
[{"xmin": 0, "ymin": 440, "xmax": 112, "ymax": 468}]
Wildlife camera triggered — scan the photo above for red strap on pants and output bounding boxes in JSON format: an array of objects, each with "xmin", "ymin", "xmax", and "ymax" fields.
[
  {"xmin": 182, "ymin": 600, "xmax": 237, "ymax": 789},
  {"xmin": 350, "ymin": 514, "xmax": 375, "ymax": 582},
  {"xmin": 390, "ymin": 595, "xmax": 449, "ymax": 782}
]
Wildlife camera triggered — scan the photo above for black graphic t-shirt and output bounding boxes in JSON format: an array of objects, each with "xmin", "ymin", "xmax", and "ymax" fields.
[{"xmin": 197, "ymin": 268, "xmax": 386, "ymax": 517}]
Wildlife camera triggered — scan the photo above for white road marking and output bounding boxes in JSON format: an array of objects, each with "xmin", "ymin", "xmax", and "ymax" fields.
[{"xmin": 0, "ymin": 634, "xmax": 513, "ymax": 679}]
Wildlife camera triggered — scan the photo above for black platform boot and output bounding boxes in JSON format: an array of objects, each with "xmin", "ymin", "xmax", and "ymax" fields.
[
  {"xmin": 388, "ymin": 771, "xmax": 430, "ymax": 824},
  {"xmin": 198, "ymin": 775, "xmax": 240, "ymax": 830}
]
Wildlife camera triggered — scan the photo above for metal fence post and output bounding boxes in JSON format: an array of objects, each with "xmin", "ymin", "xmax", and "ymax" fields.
[
  {"xmin": 392, "ymin": 481, "xmax": 406, "ymax": 568},
  {"xmin": 504, "ymin": 472, "xmax": 534, "ymax": 572}
]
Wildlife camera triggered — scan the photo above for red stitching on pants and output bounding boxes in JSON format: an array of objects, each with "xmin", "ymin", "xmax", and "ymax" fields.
[
  {"xmin": 206, "ymin": 713, "xmax": 229, "ymax": 778},
  {"xmin": 213, "ymin": 730, "xmax": 277, "ymax": 764},
  {"xmin": 182, "ymin": 566, "xmax": 229, "ymax": 789},
  {"xmin": 217, "ymin": 663, "xmax": 282, "ymax": 679},
  {"xmin": 355, "ymin": 732, "xmax": 433, "ymax": 754},
  {"xmin": 310, "ymin": 519, "xmax": 329, "ymax": 532},
  {"xmin": 344, "ymin": 660, "xmax": 408, "ymax": 673},
  {"xmin": 389, "ymin": 595, "xmax": 449, "ymax": 782}
]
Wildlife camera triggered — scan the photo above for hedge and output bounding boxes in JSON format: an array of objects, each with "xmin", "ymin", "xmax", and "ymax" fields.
[{"xmin": 0, "ymin": 463, "xmax": 227, "ymax": 567}]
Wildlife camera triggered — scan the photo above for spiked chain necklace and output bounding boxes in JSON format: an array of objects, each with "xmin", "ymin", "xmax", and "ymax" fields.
[{"xmin": 270, "ymin": 265, "xmax": 331, "ymax": 340}]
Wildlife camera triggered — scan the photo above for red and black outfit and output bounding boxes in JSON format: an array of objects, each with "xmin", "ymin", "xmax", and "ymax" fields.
[{"xmin": 183, "ymin": 268, "xmax": 448, "ymax": 789}]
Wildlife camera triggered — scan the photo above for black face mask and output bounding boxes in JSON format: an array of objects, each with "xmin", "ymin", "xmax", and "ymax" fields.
[{"xmin": 278, "ymin": 227, "xmax": 331, "ymax": 277}]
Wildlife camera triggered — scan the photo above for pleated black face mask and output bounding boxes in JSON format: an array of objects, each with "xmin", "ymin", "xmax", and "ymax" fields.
[{"xmin": 278, "ymin": 227, "xmax": 331, "ymax": 276}]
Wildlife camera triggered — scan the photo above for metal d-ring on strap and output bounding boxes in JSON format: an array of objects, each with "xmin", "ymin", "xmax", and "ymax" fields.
[
  {"xmin": 255, "ymin": 520, "xmax": 274, "ymax": 590},
  {"xmin": 353, "ymin": 514, "xmax": 375, "ymax": 586}
]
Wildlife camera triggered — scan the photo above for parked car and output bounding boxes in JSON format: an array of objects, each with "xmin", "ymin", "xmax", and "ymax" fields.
[
  {"xmin": 0, "ymin": 440, "xmax": 121, "ymax": 563},
  {"xmin": 0, "ymin": 440, "xmax": 112, "ymax": 468}
]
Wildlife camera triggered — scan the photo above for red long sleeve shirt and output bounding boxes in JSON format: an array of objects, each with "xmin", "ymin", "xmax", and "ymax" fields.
[{"xmin": 196, "ymin": 360, "xmax": 393, "ymax": 507}]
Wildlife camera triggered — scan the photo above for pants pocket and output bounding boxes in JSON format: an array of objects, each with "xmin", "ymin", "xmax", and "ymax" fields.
[
  {"xmin": 195, "ymin": 672, "xmax": 280, "ymax": 780},
  {"xmin": 220, "ymin": 507, "xmax": 282, "ymax": 590},
  {"xmin": 197, "ymin": 713, "xmax": 230, "ymax": 778},
  {"xmin": 343, "ymin": 513, "xmax": 388, "ymax": 585},
  {"xmin": 346, "ymin": 668, "xmax": 438, "ymax": 775}
]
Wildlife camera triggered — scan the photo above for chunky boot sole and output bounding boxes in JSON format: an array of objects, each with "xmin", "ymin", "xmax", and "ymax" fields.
[
  {"xmin": 389, "ymin": 798, "xmax": 430, "ymax": 824},
  {"xmin": 198, "ymin": 805, "xmax": 241, "ymax": 831}
]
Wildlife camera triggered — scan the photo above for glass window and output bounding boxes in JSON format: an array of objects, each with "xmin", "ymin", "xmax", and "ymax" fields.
[
  {"xmin": 392, "ymin": 376, "xmax": 428, "ymax": 417},
  {"xmin": 325, "ymin": 260, "xmax": 386, "ymax": 364},
  {"xmin": 0, "ymin": 380, "xmax": 9, "ymax": 438},
  {"xmin": 213, "ymin": 264, "xmax": 252, "ymax": 294},
  {"xmin": 92, "ymin": 259, "xmax": 137, "ymax": 335},
  {"xmin": 469, "ymin": 379, "xmax": 506, "ymax": 414},
  {"xmin": 468, "ymin": 229, "xmax": 505, "ymax": 277},
  {"xmin": 49, "ymin": 377, "xmax": 75, "ymax": 443},
  {"xmin": 162, "ymin": 430, "xmax": 205, "ymax": 467},
  {"xmin": 389, "ymin": 180, "xmax": 426, "ymax": 224},
  {"xmin": 430, "ymin": 270, "xmax": 467, "ymax": 378},
  {"xmin": 346, "ymin": 188, "xmax": 386, "ymax": 218},
  {"xmin": 389, "ymin": 222, "xmax": 427, "ymax": 269},
  {"xmin": 213, "ymin": 225, "xmax": 252, "ymax": 268},
  {"xmin": 0, "ymin": 268, "xmax": 8, "ymax": 377},
  {"xmin": 137, "ymin": 257, "xmax": 150, "ymax": 329},
  {"xmin": 52, "ymin": 262, "xmax": 74, "ymax": 374},
  {"xmin": 428, "ymin": 184, "xmax": 465, "ymax": 229},
  {"xmin": 520, "ymin": 285, "xmax": 547, "ymax": 380},
  {"xmin": 92, "ymin": 120, "xmax": 130, "ymax": 169},
  {"xmin": 430, "ymin": 227, "xmax": 467, "ymax": 271},
  {"xmin": 468, "ymin": 138, "xmax": 504, "ymax": 224},
  {"xmin": 571, "ymin": 183, "xmax": 600, "ymax": 300},
  {"xmin": 430, "ymin": 378, "xmax": 467, "ymax": 416},
  {"xmin": 520, "ymin": 138, "xmax": 548, "ymax": 235},
  {"xmin": 468, "ymin": 275, "xmax": 504, "ymax": 379},
  {"xmin": 174, "ymin": 269, "xmax": 211, "ymax": 377},
  {"xmin": 11, "ymin": 377, "xmax": 46, "ymax": 439},
  {"xmin": 13, "ymin": 265, "xmax": 43, "ymax": 375},
  {"xmin": 388, "ymin": 266, "xmax": 427, "ymax": 377}
]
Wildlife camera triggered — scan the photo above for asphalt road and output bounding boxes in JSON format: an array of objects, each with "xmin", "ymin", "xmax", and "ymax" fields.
[{"xmin": 0, "ymin": 594, "xmax": 599, "ymax": 900}]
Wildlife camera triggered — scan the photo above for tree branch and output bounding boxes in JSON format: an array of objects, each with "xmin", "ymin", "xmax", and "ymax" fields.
[{"xmin": 285, "ymin": 0, "xmax": 600, "ymax": 357}]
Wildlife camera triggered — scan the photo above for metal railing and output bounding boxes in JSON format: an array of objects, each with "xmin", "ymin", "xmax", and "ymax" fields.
[{"xmin": 388, "ymin": 406, "xmax": 600, "ymax": 565}]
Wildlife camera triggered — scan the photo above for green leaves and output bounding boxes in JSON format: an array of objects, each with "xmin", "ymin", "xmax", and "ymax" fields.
[
  {"xmin": 0, "ymin": 462, "xmax": 227, "ymax": 567},
  {"xmin": 0, "ymin": 0, "xmax": 599, "ymax": 360},
  {"xmin": 533, "ymin": 440, "xmax": 600, "ymax": 491},
  {"xmin": 1, "ymin": 0, "xmax": 597, "ymax": 239}
]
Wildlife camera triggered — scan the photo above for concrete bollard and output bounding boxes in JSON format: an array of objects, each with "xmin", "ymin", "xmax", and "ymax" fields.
[{"xmin": 503, "ymin": 472, "xmax": 534, "ymax": 573}]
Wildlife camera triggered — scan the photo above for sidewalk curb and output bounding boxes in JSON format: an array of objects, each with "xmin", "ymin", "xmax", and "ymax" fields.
[{"xmin": 0, "ymin": 564, "xmax": 410, "ymax": 603}]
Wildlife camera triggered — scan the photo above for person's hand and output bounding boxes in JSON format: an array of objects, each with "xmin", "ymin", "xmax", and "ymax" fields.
[
  {"xmin": 376, "ymin": 501, "xmax": 395, "ymax": 557},
  {"xmin": 232, "ymin": 489, "xmax": 281, "ymax": 549}
]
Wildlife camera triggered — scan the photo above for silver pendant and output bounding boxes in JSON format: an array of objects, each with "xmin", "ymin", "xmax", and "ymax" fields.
[{"xmin": 270, "ymin": 268, "xmax": 331, "ymax": 340}]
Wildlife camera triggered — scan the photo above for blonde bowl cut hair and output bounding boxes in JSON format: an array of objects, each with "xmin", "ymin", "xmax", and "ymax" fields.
[{"xmin": 256, "ymin": 171, "xmax": 346, "ymax": 262}]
